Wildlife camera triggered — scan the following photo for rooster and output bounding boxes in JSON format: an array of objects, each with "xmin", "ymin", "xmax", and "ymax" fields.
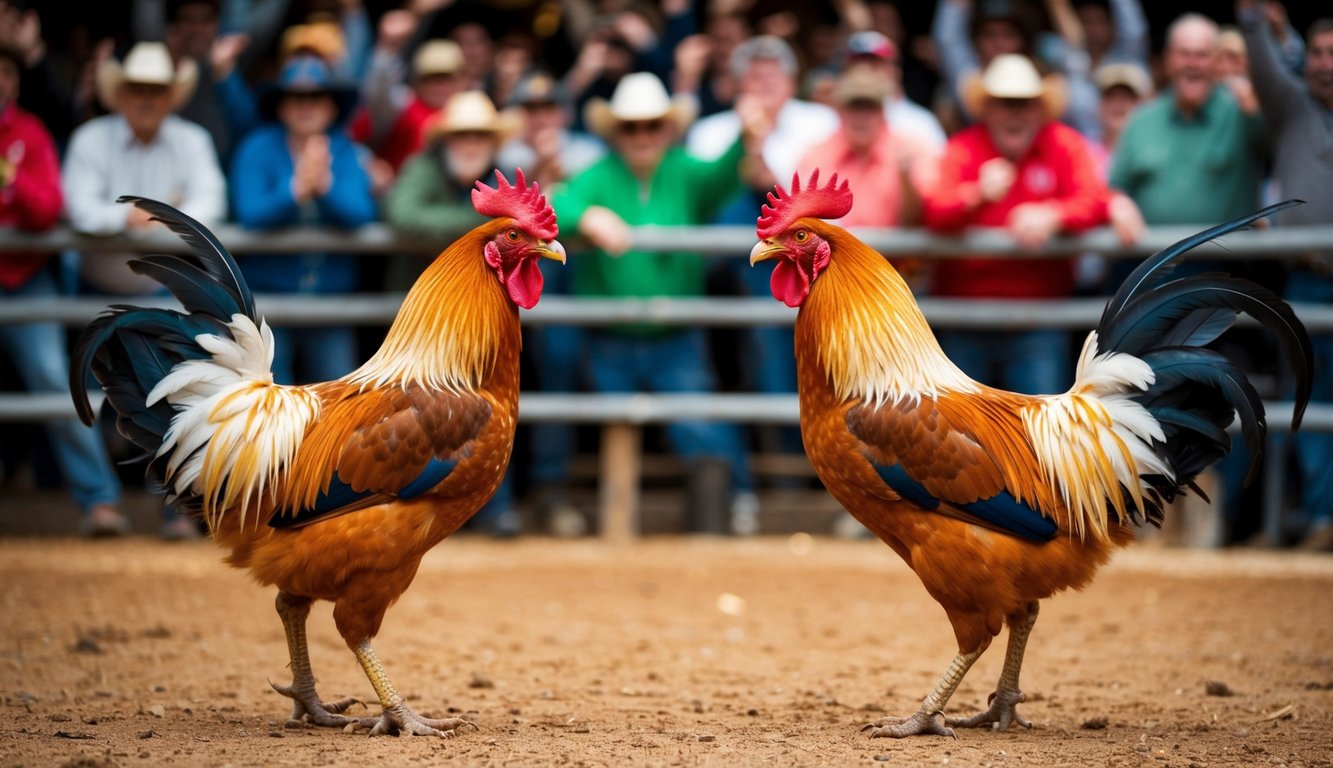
[
  {"xmin": 749, "ymin": 170, "xmax": 1312, "ymax": 738},
  {"xmin": 70, "ymin": 170, "xmax": 564, "ymax": 737}
]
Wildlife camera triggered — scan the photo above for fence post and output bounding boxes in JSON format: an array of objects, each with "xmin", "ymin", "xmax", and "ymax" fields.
[{"xmin": 599, "ymin": 423, "xmax": 641, "ymax": 542}]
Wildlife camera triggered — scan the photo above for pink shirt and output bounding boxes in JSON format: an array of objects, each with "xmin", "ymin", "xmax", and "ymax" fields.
[{"xmin": 797, "ymin": 125, "xmax": 939, "ymax": 228}]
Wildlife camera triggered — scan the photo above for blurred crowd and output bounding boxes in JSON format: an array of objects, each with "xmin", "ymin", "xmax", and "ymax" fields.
[{"xmin": 0, "ymin": 0, "xmax": 1329, "ymax": 549}]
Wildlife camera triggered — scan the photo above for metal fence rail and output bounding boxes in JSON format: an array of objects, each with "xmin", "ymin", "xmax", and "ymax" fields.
[{"xmin": 6, "ymin": 221, "xmax": 1332, "ymax": 257}]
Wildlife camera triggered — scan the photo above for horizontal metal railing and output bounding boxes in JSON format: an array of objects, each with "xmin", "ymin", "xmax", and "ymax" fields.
[{"xmin": 2, "ymin": 221, "xmax": 1331, "ymax": 256}]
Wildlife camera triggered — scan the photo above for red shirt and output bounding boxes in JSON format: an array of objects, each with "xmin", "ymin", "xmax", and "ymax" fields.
[
  {"xmin": 0, "ymin": 103, "xmax": 62, "ymax": 290},
  {"xmin": 349, "ymin": 96, "xmax": 437, "ymax": 172},
  {"xmin": 923, "ymin": 121, "xmax": 1110, "ymax": 299}
]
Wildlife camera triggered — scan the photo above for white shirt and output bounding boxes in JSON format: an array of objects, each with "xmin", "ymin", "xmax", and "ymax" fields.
[
  {"xmin": 686, "ymin": 98, "xmax": 840, "ymax": 184},
  {"xmin": 62, "ymin": 113, "xmax": 227, "ymax": 293}
]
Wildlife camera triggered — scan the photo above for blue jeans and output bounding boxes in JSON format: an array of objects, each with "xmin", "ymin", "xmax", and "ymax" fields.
[
  {"xmin": 528, "ymin": 258, "xmax": 582, "ymax": 488},
  {"xmin": 2, "ymin": 268, "xmax": 121, "ymax": 514},
  {"xmin": 585, "ymin": 329, "xmax": 753, "ymax": 494},
  {"xmin": 269, "ymin": 325, "xmax": 359, "ymax": 385},
  {"xmin": 936, "ymin": 329, "xmax": 1072, "ymax": 395},
  {"xmin": 737, "ymin": 258, "xmax": 803, "ymax": 455},
  {"xmin": 1285, "ymin": 269, "xmax": 1333, "ymax": 524}
]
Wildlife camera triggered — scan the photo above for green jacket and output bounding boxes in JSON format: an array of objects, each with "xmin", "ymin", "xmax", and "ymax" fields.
[
  {"xmin": 384, "ymin": 147, "xmax": 491, "ymax": 289},
  {"xmin": 552, "ymin": 138, "xmax": 745, "ymax": 333}
]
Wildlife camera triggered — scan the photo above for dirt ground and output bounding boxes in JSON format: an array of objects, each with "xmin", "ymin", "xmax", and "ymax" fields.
[{"xmin": 1, "ymin": 533, "xmax": 1331, "ymax": 768}]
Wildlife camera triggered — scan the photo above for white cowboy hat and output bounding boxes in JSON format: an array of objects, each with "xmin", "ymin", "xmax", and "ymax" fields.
[
  {"xmin": 95, "ymin": 41, "xmax": 198, "ymax": 112},
  {"xmin": 424, "ymin": 90, "xmax": 521, "ymax": 142},
  {"xmin": 584, "ymin": 72, "xmax": 697, "ymax": 139},
  {"xmin": 961, "ymin": 53, "xmax": 1067, "ymax": 119}
]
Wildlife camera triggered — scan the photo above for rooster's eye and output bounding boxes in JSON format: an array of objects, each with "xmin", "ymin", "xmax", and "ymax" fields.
[
  {"xmin": 506, "ymin": 229, "xmax": 521, "ymax": 242},
  {"xmin": 794, "ymin": 230, "xmax": 809, "ymax": 243}
]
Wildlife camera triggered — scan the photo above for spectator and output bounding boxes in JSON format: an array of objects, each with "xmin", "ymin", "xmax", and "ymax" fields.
[
  {"xmin": 1073, "ymin": 0, "xmax": 1149, "ymax": 71},
  {"xmin": 1110, "ymin": 14, "xmax": 1267, "ymax": 229},
  {"xmin": 840, "ymin": 30, "xmax": 947, "ymax": 154},
  {"xmin": 922, "ymin": 54, "xmax": 1139, "ymax": 395},
  {"xmin": 384, "ymin": 89, "xmax": 517, "ymax": 282},
  {"xmin": 671, "ymin": 11, "xmax": 750, "ymax": 118},
  {"xmin": 352, "ymin": 10, "xmax": 465, "ymax": 175},
  {"xmin": 932, "ymin": 0, "xmax": 1042, "ymax": 129},
  {"xmin": 64, "ymin": 41, "xmax": 226, "ymax": 295},
  {"xmin": 552, "ymin": 72, "xmax": 766, "ymax": 536},
  {"xmin": 157, "ymin": 0, "xmax": 234, "ymax": 162},
  {"xmin": 1089, "ymin": 61, "xmax": 1151, "ymax": 167},
  {"xmin": 687, "ymin": 35, "xmax": 839, "ymax": 488},
  {"xmin": 1238, "ymin": 2, "xmax": 1333, "ymax": 551},
  {"xmin": 498, "ymin": 70, "xmax": 606, "ymax": 537},
  {"xmin": 230, "ymin": 54, "xmax": 376, "ymax": 385},
  {"xmin": 798, "ymin": 66, "xmax": 937, "ymax": 235},
  {"xmin": 0, "ymin": 44, "xmax": 126, "ymax": 537}
]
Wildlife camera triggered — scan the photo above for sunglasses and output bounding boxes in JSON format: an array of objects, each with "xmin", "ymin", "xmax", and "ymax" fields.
[{"xmin": 617, "ymin": 119, "xmax": 667, "ymax": 135}]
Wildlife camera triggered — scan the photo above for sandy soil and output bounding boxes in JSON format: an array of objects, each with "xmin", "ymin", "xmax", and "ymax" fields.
[{"xmin": 1, "ymin": 534, "xmax": 1331, "ymax": 768}]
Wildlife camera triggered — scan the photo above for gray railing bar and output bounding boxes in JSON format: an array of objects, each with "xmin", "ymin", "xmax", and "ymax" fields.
[{"xmin": 1, "ymin": 223, "xmax": 1331, "ymax": 257}]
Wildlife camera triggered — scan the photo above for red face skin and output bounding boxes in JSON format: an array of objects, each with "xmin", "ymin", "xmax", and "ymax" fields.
[
  {"xmin": 752, "ymin": 227, "xmax": 831, "ymax": 308},
  {"xmin": 484, "ymin": 227, "xmax": 565, "ymax": 309}
]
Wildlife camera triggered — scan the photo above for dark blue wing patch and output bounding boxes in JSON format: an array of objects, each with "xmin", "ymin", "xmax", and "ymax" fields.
[
  {"xmin": 872, "ymin": 462, "xmax": 1058, "ymax": 543},
  {"xmin": 269, "ymin": 458, "xmax": 458, "ymax": 529}
]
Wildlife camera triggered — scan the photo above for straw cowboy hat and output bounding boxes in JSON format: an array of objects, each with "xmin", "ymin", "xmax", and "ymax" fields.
[
  {"xmin": 95, "ymin": 42, "xmax": 198, "ymax": 112},
  {"xmin": 584, "ymin": 72, "xmax": 697, "ymax": 139},
  {"xmin": 413, "ymin": 39, "xmax": 464, "ymax": 79},
  {"xmin": 280, "ymin": 16, "xmax": 346, "ymax": 63},
  {"xmin": 962, "ymin": 53, "xmax": 1067, "ymax": 119},
  {"xmin": 424, "ymin": 90, "xmax": 521, "ymax": 142}
]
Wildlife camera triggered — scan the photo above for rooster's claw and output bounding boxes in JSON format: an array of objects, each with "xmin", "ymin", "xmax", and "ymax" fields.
[
  {"xmin": 946, "ymin": 688, "xmax": 1032, "ymax": 730},
  {"xmin": 863, "ymin": 710, "xmax": 957, "ymax": 739}
]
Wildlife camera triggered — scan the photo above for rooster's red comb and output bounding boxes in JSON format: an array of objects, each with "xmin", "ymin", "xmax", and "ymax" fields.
[
  {"xmin": 471, "ymin": 168, "xmax": 558, "ymax": 240},
  {"xmin": 755, "ymin": 169, "xmax": 853, "ymax": 240}
]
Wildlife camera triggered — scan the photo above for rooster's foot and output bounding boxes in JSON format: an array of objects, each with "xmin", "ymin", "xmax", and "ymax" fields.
[
  {"xmin": 946, "ymin": 688, "xmax": 1031, "ymax": 730},
  {"xmin": 349, "ymin": 701, "xmax": 478, "ymax": 737},
  {"xmin": 270, "ymin": 681, "xmax": 366, "ymax": 728},
  {"xmin": 861, "ymin": 710, "xmax": 957, "ymax": 739}
]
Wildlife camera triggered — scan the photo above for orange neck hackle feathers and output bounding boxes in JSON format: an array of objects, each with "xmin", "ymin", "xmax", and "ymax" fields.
[
  {"xmin": 797, "ymin": 223, "xmax": 978, "ymax": 405},
  {"xmin": 347, "ymin": 217, "xmax": 521, "ymax": 393}
]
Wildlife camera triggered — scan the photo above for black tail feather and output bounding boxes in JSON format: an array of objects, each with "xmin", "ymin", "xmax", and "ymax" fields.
[
  {"xmin": 69, "ymin": 198, "xmax": 257, "ymax": 481},
  {"xmin": 1096, "ymin": 201, "xmax": 1314, "ymax": 506}
]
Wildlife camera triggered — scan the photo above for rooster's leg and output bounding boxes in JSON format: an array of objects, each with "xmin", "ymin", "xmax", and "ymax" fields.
[
  {"xmin": 947, "ymin": 600, "xmax": 1039, "ymax": 730},
  {"xmin": 350, "ymin": 639, "xmax": 477, "ymax": 737},
  {"xmin": 863, "ymin": 647, "xmax": 984, "ymax": 738},
  {"xmin": 270, "ymin": 592, "xmax": 367, "ymax": 728}
]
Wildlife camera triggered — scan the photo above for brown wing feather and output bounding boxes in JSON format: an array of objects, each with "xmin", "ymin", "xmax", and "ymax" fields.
[
  {"xmin": 846, "ymin": 390, "xmax": 1067, "ymax": 528},
  {"xmin": 276, "ymin": 382, "xmax": 493, "ymax": 519}
]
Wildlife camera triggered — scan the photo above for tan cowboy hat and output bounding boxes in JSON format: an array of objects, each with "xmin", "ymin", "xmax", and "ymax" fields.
[
  {"xmin": 280, "ymin": 17, "xmax": 346, "ymax": 63},
  {"xmin": 424, "ymin": 90, "xmax": 521, "ymax": 142},
  {"xmin": 961, "ymin": 53, "xmax": 1067, "ymax": 119},
  {"xmin": 413, "ymin": 39, "xmax": 463, "ymax": 78},
  {"xmin": 95, "ymin": 41, "xmax": 198, "ymax": 112},
  {"xmin": 584, "ymin": 72, "xmax": 697, "ymax": 139}
]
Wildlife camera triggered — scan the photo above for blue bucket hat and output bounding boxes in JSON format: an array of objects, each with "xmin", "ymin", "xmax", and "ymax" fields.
[{"xmin": 259, "ymin": 54, "xmax": 359, "ymax": 123}]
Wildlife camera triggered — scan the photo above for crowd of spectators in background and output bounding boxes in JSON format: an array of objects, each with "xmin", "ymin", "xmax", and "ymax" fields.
[{"xmin": 0, "ymin": 0, "xmax": 1329, "ymax": 551}]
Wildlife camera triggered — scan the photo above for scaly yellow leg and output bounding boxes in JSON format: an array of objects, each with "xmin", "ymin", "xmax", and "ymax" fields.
[
  {"xmin": 350, "ymin": 638, "xmax": 477, "ymax": 737},
  {"xmin": 270, "ymin": 591, "xmax": 366, "ymax": 728},
  {"xmin": 948, "ymin": 601, "xmax": 1039, "ymax": 730},
  {"xmin": 863, "ymin": 647, "xmax": 985, "ymax": 738}
]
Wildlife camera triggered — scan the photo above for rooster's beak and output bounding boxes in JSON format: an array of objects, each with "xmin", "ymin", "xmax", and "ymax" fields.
[
  {"xmin": 536, "ymin": 239, "xmax": 567, "ymax": 264},
  {"xmin": 749, "ymin": 239, "xmax": 784, "ymax": 266}
]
